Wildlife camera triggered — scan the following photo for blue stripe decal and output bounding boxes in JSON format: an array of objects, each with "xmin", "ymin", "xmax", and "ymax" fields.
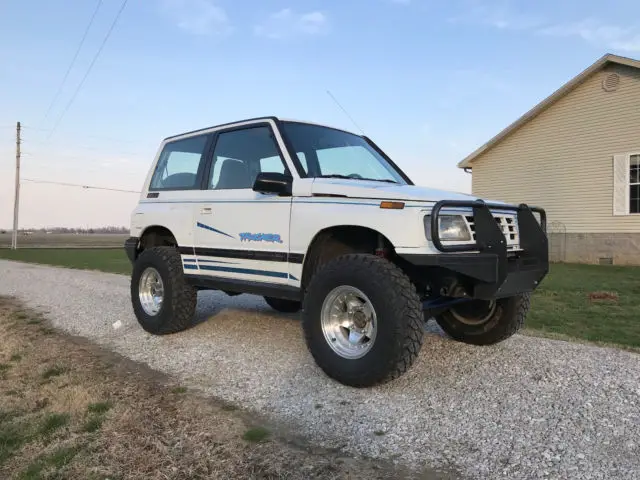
[
  {"xmin": 197, "ymin": 222, "xmax": 235, "ymax": 239},
  {"xmin": 141, "ymin": 200, "xmax": 290, "ymax": 204},
  {"xmin": 198, "ymin": 264, "xmax": 288, "ymax": 278},
  {"xmin": 293, "ymin": 200, "xmax": 380, "ymax": 206},
  {"xmin": 140, "ymin": 199, "xmax": 484, "ymax": 211},
  {"xmin": 139, "ymin": 199, "xmax": 380, "ymax": 206},
  {"xmin": 183, "ymin": 258, "xmax": 237, "ymax": 264},
  {"xmin": 185, "ymin": 263, "xmax": 298, "ymax": 280},
  {"xmin": 139, "ymin": 199, "xmax": 442, "ymax": 208}
]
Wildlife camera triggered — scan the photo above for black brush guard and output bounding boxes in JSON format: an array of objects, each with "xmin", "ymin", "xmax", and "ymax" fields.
[{"xmin": 401, "ymin": 199, "xmax": 549, "ymax": 305}]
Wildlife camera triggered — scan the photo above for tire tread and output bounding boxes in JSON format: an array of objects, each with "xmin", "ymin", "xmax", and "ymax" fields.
[
  {"xmin": 302, "ymin": 254, "xmax": 424, "ymax": 387},
  {"xmin": 131, "ymin": 247, "xmax": 197, "ymax": 335},
  {"xmin": 435, "ymin": 293, "xmax": 530, "ymax": 345}
]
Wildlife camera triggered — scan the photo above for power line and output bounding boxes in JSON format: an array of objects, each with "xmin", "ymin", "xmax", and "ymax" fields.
[
  {"xmin": 40, "ymin": 0, "xmax": 104, "ymax": 125},
  {"xmin": 22, "ymin": 178, "xmax": 140, "ymax": 194},
  {"xmin": 46, "ymin": 0, "xmax": 129, "ymax": 141}
]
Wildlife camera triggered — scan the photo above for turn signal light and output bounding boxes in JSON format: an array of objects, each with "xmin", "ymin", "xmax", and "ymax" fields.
[{"xmin": 380, "ymin": 201, "xmax": 405, "ymax": 210}]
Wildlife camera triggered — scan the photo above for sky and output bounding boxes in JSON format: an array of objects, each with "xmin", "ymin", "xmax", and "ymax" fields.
[{"xmin": 2, "ymin": 0, "xmax": 640, "ymax": 228}]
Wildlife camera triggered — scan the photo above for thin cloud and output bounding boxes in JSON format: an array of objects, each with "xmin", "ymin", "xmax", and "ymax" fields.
[
  {"xmin": 255, "ymin": 9, "xmax": 328, "ymax": 39},
  {"xmin": 161, "ymin": 0, "xmax": 232, "ymax": 36},
  {"xmin": 449, "ymin": 3, "xmax": 543, "ymax": 31},
  {"xmin": 539, "ymin": 19, "xmax": 640, "ymax": 53},
  {"xmin": 451, "ymin": 2, "xmax": 640, "ymax": 53}
]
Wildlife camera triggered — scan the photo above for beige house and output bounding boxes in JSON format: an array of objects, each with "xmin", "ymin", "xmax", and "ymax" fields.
[{"xmin": 458, "ymin": 53, "xmax": 640, "ymax": 265}]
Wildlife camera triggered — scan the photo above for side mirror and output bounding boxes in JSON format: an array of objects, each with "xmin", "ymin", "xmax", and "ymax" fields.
[{"xmin": 252, "ymin": 172, "xmax": 293, "ymax": 196}]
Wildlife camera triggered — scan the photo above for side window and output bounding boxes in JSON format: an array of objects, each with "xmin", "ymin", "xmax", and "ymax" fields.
[
  {"xmin": 209, "ymin": 126, "xmax": 289, "ymax": 190},
  {"xmin": 260, "ymin": 156, "xmax": 286, "ymax": 174},
  {"xmin": 150, "ymin": 135, "xmax": 209, "ymax": 190}
]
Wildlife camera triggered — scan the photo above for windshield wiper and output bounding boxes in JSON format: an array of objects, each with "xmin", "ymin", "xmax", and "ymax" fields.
[
  {"xmin": 316, "ymin": 174, "xmax": 398, "ymax": 184},
  {"xmin": 316, "ymin": 174, "xmax": 353, "ymax": 179},
  {"xmin": 362, "ymin": 178, "xmax": 398, "ymax": 183}
]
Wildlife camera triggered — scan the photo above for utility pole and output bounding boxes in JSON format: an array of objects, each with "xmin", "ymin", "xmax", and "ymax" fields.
[{"xmin": 11, "ymin": 122, "xmax": 21, "ymax": 250}]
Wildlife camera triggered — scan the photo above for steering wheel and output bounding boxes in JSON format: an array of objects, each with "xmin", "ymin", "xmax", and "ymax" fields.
[{"xmin": 347, "ymin": 173, "xmax": 363, "ymax": 179}]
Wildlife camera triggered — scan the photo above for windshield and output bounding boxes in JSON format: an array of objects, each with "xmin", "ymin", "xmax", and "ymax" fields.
[{"xmin": 280, "ymin": 122, "xmax": 408, "ymax": 184}]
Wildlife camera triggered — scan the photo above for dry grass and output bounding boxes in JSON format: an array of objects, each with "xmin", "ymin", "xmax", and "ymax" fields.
[{"xmin": 0, "ymin": 297, "xmax": 430, "ymax": 480}]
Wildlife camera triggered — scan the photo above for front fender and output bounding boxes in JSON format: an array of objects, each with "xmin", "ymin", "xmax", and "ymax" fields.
[{"xmin": 289, "ymin": 199, "xmax": 430, "ymax": 255}]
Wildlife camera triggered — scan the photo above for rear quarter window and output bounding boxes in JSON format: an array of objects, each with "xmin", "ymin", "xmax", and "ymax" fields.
[{"xmin": 150, "ymin": 135, "xmax": 209, "ymax": 190}]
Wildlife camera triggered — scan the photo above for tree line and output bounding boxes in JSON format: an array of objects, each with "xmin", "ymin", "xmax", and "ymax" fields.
[{"xmin": 0, "ymin": 226, "xmax": 129, "ymax": 234}]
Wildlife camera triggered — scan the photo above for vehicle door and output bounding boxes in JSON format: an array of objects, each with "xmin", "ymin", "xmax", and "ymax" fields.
[
  {"xmin": 138, "ymin": 133, "xmax": 213, "ymax": 249},
  {"xmin": 192, "ymin": 123, "xmax": 293, "ymax": 285}
]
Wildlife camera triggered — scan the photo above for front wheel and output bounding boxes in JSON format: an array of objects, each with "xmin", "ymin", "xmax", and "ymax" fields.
[
  {"xmin": 130, "ymin": 246, "xmax": 197, "ymax": 335},
  {"xmin": 434, "ymin": 293, "xmax": 530, "ymax": 345},
  {"xmin": 302, "ymin": 254, "xmax": 424, "ymax": 387}
]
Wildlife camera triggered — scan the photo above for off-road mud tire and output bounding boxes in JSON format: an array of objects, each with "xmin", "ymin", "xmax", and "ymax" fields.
[
  {"xmin": 302, "ymin": 254, "xmax": 424, "ymax": 387},
  {"xmin": 130, "ymin": 246, "xmax": 197, "ymax": 335},
  {"xmin": 435, "ymin": 293, "xmax": 530, "ymax": 345}
]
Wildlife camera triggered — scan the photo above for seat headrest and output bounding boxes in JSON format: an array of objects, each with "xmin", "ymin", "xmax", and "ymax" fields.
[{"xmin": 216, "ymin": 159, "xmax": 251, "ymax": 190}]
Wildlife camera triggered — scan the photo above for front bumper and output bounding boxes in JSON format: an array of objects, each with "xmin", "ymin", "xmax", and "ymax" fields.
[{"xmin": 400, "ymin": 200, "xmax": 549, "ymax": 301}]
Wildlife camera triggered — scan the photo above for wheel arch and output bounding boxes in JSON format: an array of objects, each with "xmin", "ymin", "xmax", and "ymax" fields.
[
  {"xmin": 300, "ymin": 225, "xmax": 395, "ymax": 289},
  {"xmin": 136, "ymin": 225, "xmax": 179, "ymax": 257}
]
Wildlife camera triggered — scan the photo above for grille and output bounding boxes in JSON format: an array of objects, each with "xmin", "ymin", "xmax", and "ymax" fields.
[{"xmin": 465, "ymin": 214, "xmax": 520, "ymax": 250}]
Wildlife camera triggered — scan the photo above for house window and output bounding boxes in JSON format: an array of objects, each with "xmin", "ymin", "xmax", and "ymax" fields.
[
  {"xmin": 631, "ymin": 155, "xmax": 640, "ymax": 214},
  {"xmin": 613, "ymin": 152, "xmax": 640, "ymax": 216}
]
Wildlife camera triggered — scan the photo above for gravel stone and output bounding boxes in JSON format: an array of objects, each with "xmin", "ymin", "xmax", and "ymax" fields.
[{"xmin": 1, "ymin": 259, "xmax": 639, "ymax": 479}]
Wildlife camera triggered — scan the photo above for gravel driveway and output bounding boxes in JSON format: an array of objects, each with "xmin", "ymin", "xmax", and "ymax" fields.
[{"xmin": 1, "ymin": 259, "xmax": 638, "ymax": 479}]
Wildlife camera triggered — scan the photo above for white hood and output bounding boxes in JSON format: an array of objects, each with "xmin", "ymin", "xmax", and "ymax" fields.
[{"xmin": 310, "ymin": 178, "xmax": 508, "ymax": 204}]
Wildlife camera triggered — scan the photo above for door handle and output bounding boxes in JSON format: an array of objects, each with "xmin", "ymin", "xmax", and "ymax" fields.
[{"xmin": 200, "ymin": 207, "xmax": 213, "ymax": 214}]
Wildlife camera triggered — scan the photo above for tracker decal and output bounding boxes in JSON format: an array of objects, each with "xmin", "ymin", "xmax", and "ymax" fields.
[{"xmin": 239, "ymin": 232, "xmax": 284, "ymax": 244}]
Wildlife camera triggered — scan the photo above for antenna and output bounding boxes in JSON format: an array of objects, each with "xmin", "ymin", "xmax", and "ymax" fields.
[{"xmin": 326, "ymin": 90, "xmax": 366, "ymax": 135}]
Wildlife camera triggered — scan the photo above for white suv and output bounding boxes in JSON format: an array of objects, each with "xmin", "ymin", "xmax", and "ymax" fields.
[{"xmin": 125, "ymin": 116, "xmax": 549, "ymax": 387}]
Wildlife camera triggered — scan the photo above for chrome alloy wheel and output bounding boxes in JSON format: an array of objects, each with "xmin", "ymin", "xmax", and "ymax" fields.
[
  {"xmin": 139, "ymin": 267, "xmax": 165, "ymax": 316},
  {"xmin": 320, "ymin": 286, "xmax": 377, "ymax": 359}
]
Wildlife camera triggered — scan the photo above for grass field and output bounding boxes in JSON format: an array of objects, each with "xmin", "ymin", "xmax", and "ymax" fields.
[
  {"xmin": 1, "ymin": 248, "xmax": 638, "ymax": 349},
  {"xmin": 0, "ymin": 233, "xmax": 128, "ymax": 249},
  {"xmin": 0, "ymin": 249, "xmax": 130, "ymax": 275},
  {"xmin": 528, "ymin": 263, "xmax": 640, "ymax": 349}
]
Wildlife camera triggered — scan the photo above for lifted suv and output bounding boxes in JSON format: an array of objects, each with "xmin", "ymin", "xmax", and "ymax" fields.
[{"xmin": 125, "ymin": 116, "xmax": 548, "ymax": 387}]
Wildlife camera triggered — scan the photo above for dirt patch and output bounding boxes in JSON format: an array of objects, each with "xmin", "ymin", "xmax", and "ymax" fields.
[{"xmin": 0, "ymin": 296, "xmax": 449, "ymax": 480}]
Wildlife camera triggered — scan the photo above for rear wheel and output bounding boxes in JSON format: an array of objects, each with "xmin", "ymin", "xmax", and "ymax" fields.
[
  {"xmin": 263, "ymin": 296, "xmax": 301, "ymax": 313},
  {"xmin": 302, "ymin": 254, "xmax": 424, "ymax": 387},
  {"xmin": 434, "ymin": 294, "xmax": 530, "ymax": 345},
  {"xmin": 130, "ymin": 247, "xmax": 197, "ymax": 335}
]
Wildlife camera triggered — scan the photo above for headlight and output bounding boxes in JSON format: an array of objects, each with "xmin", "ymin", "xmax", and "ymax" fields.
[{"xmin": 424, "ymin": 215, "xmax": 472, "ymax": 242}]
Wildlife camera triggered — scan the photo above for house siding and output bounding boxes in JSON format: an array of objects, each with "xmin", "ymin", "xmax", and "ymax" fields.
[{"xmin": 471, "ymin": 63, "xmax": 640, "ymax": 234}]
